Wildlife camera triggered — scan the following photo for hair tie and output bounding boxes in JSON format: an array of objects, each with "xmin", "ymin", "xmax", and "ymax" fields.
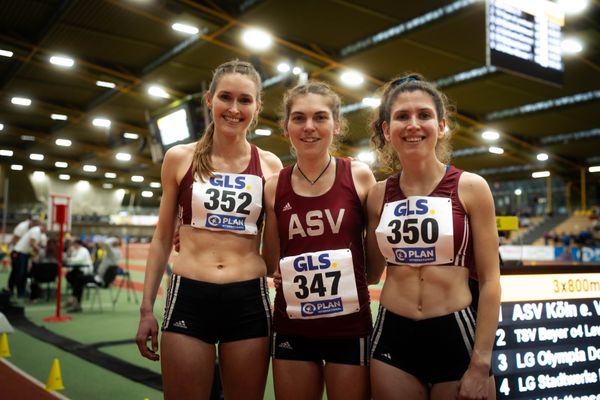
[{"xmin": 391, "ymin": 76, "xmax": 418, "ymax": 87}]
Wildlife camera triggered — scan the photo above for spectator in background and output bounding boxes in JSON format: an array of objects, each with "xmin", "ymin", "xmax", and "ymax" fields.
[
  {"xmin": 579, "ymin": 229, "xmax": 592, "ymax": 247},
  {"xmin": 561, "ymin": 232, "xmax": 571, "ymax": 247},
  {"xmin": 9, "ymin": 221, "xmax": 46, "ymax": 301},
  {"xmin": 552, "ymin": 231, "xmax": 560, "ymax": 247},
  {"xmin": 65, "ymin": 237, "xmax": 123, "ymax": 312},
  {"xmin": 10, "ymin": 215, "xmax": 36, "ymax": 247},
  {"xmin": 543, "ymin": 231, "xmax": 552, "ymax": 246},
  {"xmin": 556, "ymin": 232, "xmax": 574, "ymax": 261},
  {"xmin": 5, "ymin": 216, "xmax": 38, "ymax": 295},
  {"xmin": 64, "ymin": 239, "xmax": 94, "ymax": 312}
]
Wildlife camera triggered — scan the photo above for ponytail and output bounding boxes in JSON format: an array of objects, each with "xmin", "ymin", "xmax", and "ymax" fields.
[{"xmin": 192, "ymin": 121, "xmax": 215, "ymax": 181}]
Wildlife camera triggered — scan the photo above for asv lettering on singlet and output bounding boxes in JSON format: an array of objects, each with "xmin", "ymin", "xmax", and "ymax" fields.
[
  {"xmin": 288, "ymin": 209, "xmax": 345, "ymax": 240},
  {"xmin": 191, "ymin": 172, "xmax": 262, "ymax": 235},
  {"xmin": 375, "ymin": 196, "xmax": 453, "ymax": 265},
  {"xmin": 280, "ymin": 249, "xmax": 359, "ymax": 319}
]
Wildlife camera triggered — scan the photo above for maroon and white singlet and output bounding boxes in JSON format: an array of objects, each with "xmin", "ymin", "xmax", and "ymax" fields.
[{"xmin": 273, "ymin": 157, "xmax": 372, "ymax": 338}]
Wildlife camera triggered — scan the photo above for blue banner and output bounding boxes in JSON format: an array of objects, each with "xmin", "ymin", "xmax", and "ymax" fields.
[{"xmin": 554, "ymin": 246, "xmax": 600, "ymax": 262}]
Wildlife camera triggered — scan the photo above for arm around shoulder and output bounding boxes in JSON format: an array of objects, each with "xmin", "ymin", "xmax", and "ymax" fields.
[
  {"xmin": 366, "ymin": 181, "xmax": 387, "ymax": 285},
  {"xmin": 262, "ymin": 174, "xmax": 281, "ymax": 277},
  {"xmin": 258, "ymin": 148, "xmax": 283, "ymax": 178},
  {"xmin": 350, "ymin": 160, "xmax": 376, "ymax": 201}
]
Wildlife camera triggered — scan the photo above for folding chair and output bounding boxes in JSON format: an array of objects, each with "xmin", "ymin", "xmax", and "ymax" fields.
[
  {"xmin": 86, "ymin": 266, "xmax": 119, "ymax": 312},
  {"xmin": 29, "ymin": 262, "xmax": 59, "ymax": 301}
]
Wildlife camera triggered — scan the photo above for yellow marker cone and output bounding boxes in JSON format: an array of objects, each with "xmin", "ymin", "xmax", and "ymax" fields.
[
  {"xmin": 0, "ymin": 333, "xmax": 10, "ymax": 357},
  {"xmin": 45, "ymin": 358, "xmax": 65, "ymax": 391}
]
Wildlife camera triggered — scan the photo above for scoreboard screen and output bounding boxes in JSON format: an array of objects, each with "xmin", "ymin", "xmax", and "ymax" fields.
[
  {"xmin": 487, "ymin": 0, "xmax": 564, "ymax": 85},
  {"xmin": 494, "ymin": 272, "xmax": 600, "ymax": 399}
]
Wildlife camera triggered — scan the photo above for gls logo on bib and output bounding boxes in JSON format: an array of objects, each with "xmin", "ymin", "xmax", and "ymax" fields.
[
  {"xmin": 209, "ymin": 174, "xmax": 247, "ymax": 189},
  {"xmin": 393, "ymin": 198, "xmax": 429, "ymax": 216},
  {"xmin": 293, "ymin": 253, "xmax": 332, "ymax": 272}
]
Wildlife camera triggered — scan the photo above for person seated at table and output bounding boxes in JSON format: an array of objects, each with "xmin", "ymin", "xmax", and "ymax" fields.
[
  {"xmin": 64, "ymin": 239, "xmax": 94, "ymax": 312},
  {"xmin": 66, "ymin": 237, "xmax": 122, "ymax": 312}
]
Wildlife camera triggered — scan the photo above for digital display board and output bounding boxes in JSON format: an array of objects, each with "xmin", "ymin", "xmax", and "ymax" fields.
[
  {"xmin": 487, "ymin": 0, "xmax": 564, "ymax": 85},
  {"xmin": 156, "ymin": 107, "xmax": 193, "ymax": 147},
  {"xmin": 146, "ymin": 96, "xmax": 206, "ymax": 163},
  {"xmin": 493, "ymin": 272, "xmax": 600, "ymax": 399}
]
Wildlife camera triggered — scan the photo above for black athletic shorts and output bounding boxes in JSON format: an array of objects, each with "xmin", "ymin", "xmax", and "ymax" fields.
[
  {"xmin": 370, "ymin": 305, "xmax": 479, "ymax": 384},
  {"xmin": 273, "ymin": 332, "xmax": 370, "ymax": 366},
  {"xmin": 162, "ymin": 274, "xmax": 271, "ymax": 344}
]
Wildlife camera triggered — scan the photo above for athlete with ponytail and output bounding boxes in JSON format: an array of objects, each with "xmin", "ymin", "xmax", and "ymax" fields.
[{"xmin": 136, "ymin": 60, "xmax": 282, "ymax": 400}]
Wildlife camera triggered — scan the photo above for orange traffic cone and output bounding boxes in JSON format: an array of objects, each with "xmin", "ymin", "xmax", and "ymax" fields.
[
  {"xmin": 45, "ymin": 358, "xmax": 65, "ymax": 391},
  {"xmin": 0, "ymin": 333, "xmax": 10, "ymax": 357}
]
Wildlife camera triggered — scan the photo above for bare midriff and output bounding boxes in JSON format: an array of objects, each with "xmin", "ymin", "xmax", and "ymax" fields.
[
  {"xmin": 380, "ymin": 264, "xmax": 472, "ymax": 320},
  {"xmin": 172, "ymin": 225, "xmax": 266, "ymax": 283}
]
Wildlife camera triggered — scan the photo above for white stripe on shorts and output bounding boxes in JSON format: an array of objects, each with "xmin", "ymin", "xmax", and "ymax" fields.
[
  {"xmin": 370, "ymin": 305, "xmax": 386, "ymax": 358},
  {"xmin": 359, "ymin": 336, "xmax": 371, "ymax": 366},
  {"xmin": 163, "ymin": 274, "xmax": 181, "ymax": 329},
  {"xmin": 271, "ymin": 332, "xmax": 277, "ymax": 357},
  {"xmin": 259, "ymin": 277, "xmax": 272, "ymax": 334},
  {"xmin": 454, "ymin": 307, "xmax": 476, "ymax": 355}
]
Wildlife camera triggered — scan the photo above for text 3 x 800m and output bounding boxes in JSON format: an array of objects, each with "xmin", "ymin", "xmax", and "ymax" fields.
[{"xmin": 553, "ymin": 279, "xmax": 600, "ymax": 294}]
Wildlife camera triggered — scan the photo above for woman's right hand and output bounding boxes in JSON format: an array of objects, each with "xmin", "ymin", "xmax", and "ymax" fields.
[{"xmin": 135, "ymin": 313, "xmax": 160, "ymax": 361}]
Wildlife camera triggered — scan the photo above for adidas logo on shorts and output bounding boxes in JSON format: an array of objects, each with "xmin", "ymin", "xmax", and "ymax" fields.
[
  {"xmin": 278, "ymin": 341, "xmax": 293, "ymax": 350},
  {"xmin": 282, "ymin": 202, "xmax": 292, "ymax": 212},
  {"xmin": 381, "ymin": 352, "xmax": 392, "ymax": 360},
  {"xmin": 173, "ymin": 320, "xmax": 187, "ymax": 329}
]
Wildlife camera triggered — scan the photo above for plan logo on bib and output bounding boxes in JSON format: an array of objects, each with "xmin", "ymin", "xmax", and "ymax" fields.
[
  {"xmin": 301, "ymin": 298, "xmax": 344, "ymax": 317},
  {"xmin": 394, "ymin": 247, "xmax": 436, "ymax": 264},
  {"xmin": 206, "ymin": 213, "xmax": 246, "ymax": 231}
]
